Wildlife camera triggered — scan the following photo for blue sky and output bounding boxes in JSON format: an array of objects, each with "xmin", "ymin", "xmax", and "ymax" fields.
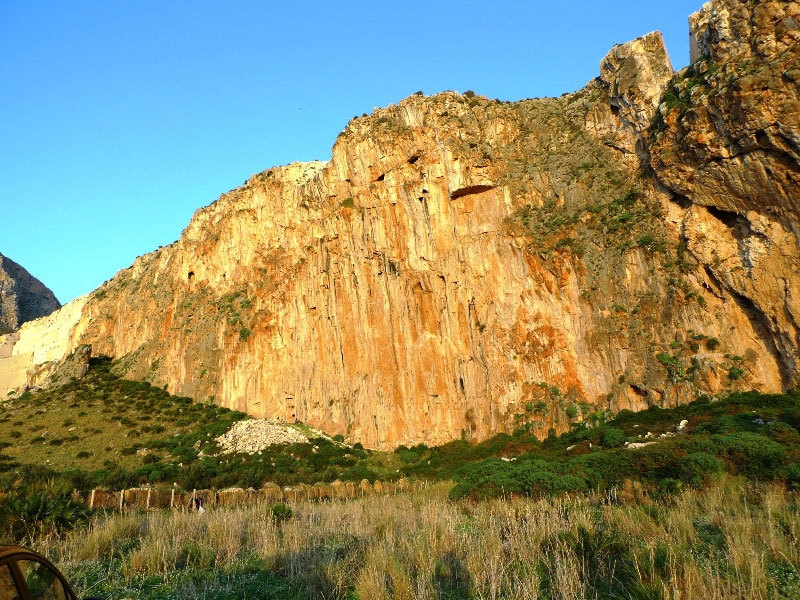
[{"xmin": 1, "ymin": 0, "xmax": 703, "ymax": 304}]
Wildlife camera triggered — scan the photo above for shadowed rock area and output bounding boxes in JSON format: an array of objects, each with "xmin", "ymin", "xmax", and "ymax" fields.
[{"xmin": 0, "ymin": 252, "xmax": 60, "ymax": 333}]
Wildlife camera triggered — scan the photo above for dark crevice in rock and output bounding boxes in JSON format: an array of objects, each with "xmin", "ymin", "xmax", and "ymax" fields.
[
  {"xmin": 766, "ymin": 146, "xmax": 800, "ymax": 174},
  {"xmin": 602, "ymin": 141, "xmax": 632, "ymax": 155},
  {"xmin": 702, "ymin": 207, "xmax": 770, "ymax": 262},
  {"xmin": 735, "ymin": 291, "xmax": 796, "ymax": 387},
  {"xmin": 669, "ymin": 193, "xmax": 693, "ymax": 209},
  {"xmin": 450, "ymin": 185, "xmax": 496, "ymax": 199},
  {"xmin": 629, "ymin": 383, "xmax": 648, "ymax": 398},
  {"xmin": 706, "ymin": 204, "xmax": 742, "ymax": 230},
  {"xmin": 705, "ymin": 264, "xmax": 796, "ymax": 388},
  {"xmin": 700, "ymin": 265, "xmax": 726, "ymax": 300}
]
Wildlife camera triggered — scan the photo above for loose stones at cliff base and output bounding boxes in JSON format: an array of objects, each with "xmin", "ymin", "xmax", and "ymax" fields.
[{"xmin": 215, "ymin": 419, "xmax": 311, "ymax": 454}]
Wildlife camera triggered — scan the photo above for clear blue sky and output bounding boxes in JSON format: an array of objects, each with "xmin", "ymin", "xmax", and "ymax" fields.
[{"xmin": 1, "ymin": 0, "xmax": 703, "ymax": 304}]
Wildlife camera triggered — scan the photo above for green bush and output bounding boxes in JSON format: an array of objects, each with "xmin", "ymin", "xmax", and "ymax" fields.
[
  {"xmin": 679, "ymin": 452, "xmax": 723, "ymax": 487},
  {"xmin": 271, "ymin": 504, "xmax": 293, "ymax": 523},
  {"xmin": 0, "ymin": 488, "xmax": 89, "ymax": 543},
  {"xmin": 785, "ymin": 462, "xmax": 800, "ymax": 490},
  {"xmin": 763, "ymin": 422, "xmax": 800, "ymax": 446},
  {"xmin": 340, "ymin": 464, "xmax": 378, "ymax": 483},
  {"xmin": 448, "ymin": 459, "xmax": 518, "ymax": 500},
  {"xmin": 602, "ymin": 428, "xmax": 626, "ymax": 448},
  {"xmin": 182, "ymin": 462, "xmax": 215, "ymax": 490},
  {"xmin": 714, "ymin": 432, "xmax": 786, "ymax": 478},
  {"xmin": 728, "ymin": 366, "xmax": 745, "ymax": 380},
  {"xmin": 571, "ymin": 451, "xmax": 636, "ymax": 488},
  {"xmin": 399, "ymin": 450, "xmax": 421, "ymax": 464}
]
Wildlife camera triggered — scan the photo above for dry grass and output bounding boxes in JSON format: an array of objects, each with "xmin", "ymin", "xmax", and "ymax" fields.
[{"xmin": 35, "ymin": 477, "xmax": 800, "ymax": 599}]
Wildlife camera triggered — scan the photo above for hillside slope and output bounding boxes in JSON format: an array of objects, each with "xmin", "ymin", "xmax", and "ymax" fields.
[{"xmin": 1, "ymin": 0, "xmax": 797, "ymax": 449}]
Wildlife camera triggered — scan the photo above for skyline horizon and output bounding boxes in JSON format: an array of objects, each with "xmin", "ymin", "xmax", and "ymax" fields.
[{"xmin": 2, "ymin": 0, "xmax": 704, "ymax": 305}]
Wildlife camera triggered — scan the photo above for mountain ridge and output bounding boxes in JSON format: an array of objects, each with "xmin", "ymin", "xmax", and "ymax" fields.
[{"xmin": 1, "ymin": 0, "xmax": 797, "ymax": 449}]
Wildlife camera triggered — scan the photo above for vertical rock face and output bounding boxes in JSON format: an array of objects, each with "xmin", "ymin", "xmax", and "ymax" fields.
[
  {"xmin": 1, "ymin": 0, "xmax": 797, "ymax": 448},
  {"xmin": 0, "ymin": 296, "xmax": 86, "ymax": 393},
  {"xmin": 650, "ymin": 0, "xmax": 800, "ymax": 387},
  {"xmin": 0, "ymin": 253, "xmax": 60, "ymax": 333},
  {"xmin": 600, "ymin": 31, "xmax": 674, "ymax": 141}
]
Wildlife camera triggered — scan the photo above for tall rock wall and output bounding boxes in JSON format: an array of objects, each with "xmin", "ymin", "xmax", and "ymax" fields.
[
  {"xmin": 0, "ymin": 296, "xmax": 87, "ymax": 393},
  {"xmin": 1, "ymin": 0, "xmax": 797, "ymax": 448},
  {"xmin": 650, "ymin": 0, "xmax": 800, "ymax": 386}
]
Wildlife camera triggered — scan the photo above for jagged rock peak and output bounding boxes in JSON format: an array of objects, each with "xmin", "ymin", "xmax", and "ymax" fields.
[
  {"xmin": 600, "ymin": 31, "xmax": 674, "ymax": 136},
  {"xmin": 0, "ymin": 252, "xmax": 60, "ymax": 333}
]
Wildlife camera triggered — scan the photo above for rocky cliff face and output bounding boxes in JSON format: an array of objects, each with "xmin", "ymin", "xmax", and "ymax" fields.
[
  {"xmin": 1, "ymin": 0, "xmax": 797, "ymax": 448},
  {"xmin": 0, "ymin": 253, "xmax": 60, "ymax": 334},
  {"xmin": 650, "ymin": 0, "xmax": 800, "ymax": 389}
]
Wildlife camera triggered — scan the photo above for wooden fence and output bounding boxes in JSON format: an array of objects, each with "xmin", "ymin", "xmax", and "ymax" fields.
[{"xmin": 81, "ymin": 478, "xmax": 427, "ymax": 511}]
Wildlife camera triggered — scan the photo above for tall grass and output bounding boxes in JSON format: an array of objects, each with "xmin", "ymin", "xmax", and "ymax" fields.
[{"xmin": 34, "ymin": 477, "xmax": 800, "ymax": 599}]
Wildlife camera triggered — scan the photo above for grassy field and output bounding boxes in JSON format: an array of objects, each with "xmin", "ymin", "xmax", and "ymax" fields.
[
  {"xmin": 0, "ymin": 357, "xmax": 247, "ymax": 475},
  {"xmin": 24, "ymin": 477, "xmax": 800, "ymax": 599}
]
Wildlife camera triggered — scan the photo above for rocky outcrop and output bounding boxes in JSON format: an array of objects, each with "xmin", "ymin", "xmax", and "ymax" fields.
[
  {"xmin": 600, "ymin": 31, "xmax": 674, "ymax": 142},
  {"xmin": 650, "ymin": 0, "xmax": 800, "ymax": 386},
  {"xmin": 0, "ymin": 0, "xmax": 797, "ymax": 448},
  {"xmin": 26, "ymin": 344, "xmax": 91, "ymax": 390},
  {"xmin": 0, "ymin": 253, "xmax": 60, "ymax": 333}
]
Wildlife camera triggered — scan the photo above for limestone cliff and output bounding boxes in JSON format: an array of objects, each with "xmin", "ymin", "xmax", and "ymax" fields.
[
  {"xmin": 0, "ymin": 0, "xmax": 797, "ymax": 448},
  {"xmin": 0, "ymin": 253, "xmax": 60, "ymax": 334},
  {"xmin": 650, "ymin": 0, "xmax": 800, "ymax": 389}
]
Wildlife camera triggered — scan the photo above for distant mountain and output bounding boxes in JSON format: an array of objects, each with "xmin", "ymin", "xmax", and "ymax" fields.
[{"xmin": 0, "ymin": 252, "xmax": 60, "ymax": 333}]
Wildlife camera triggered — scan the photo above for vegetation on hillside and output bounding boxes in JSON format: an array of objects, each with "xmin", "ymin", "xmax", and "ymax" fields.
[
  {"xmin": 445, "ymin": 390, "xmax": 800, "ymax": 501},
  {"xmin": 0, "ymin": 358, "xmax": 404, "ymax": 494},
  {"xmin": 2, "ymin": 358, "xmax": 800, "ymax": 505}
]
